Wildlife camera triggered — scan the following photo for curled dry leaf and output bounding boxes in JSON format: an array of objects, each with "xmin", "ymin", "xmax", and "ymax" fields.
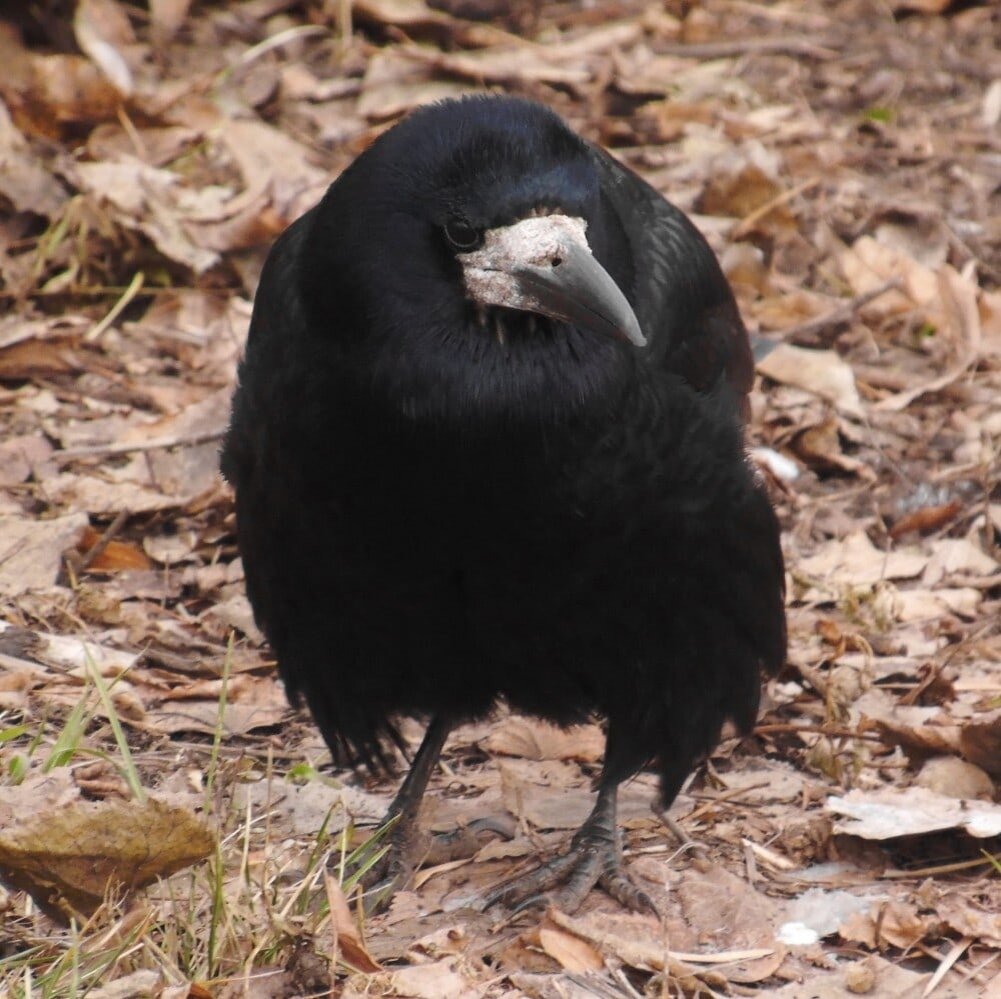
[
  {"xmin": 838, "ymin": 901, "xmax": 933, "ymax": 951},
  {"xmin": 872, "ymin": 714, "xmax": 961, "ymax": 765},
  {"xmin": 325, "ymin": 871, "xmax": 382, "ymax": 974},
  {"xmin": 536, "ymin": 915, "xmax": 605, "ymax": 973},
  {"xmin": 0, "ymin": 622, "xmax": 138, "ymax": 678},
  {"xmin": 790, "ymin": 415, "xmax": 874, "ymax": 478},
  {"xmin": 142, "ymin": 674, "xmax": 288, "ymax": 737},
  {"xmin": 0, "ymin": 336, "xmax": 83, "ymax": 380},
  {"xmin": 0, "ymin": 24, "xmax": 122, "ymax": 135},
  {"xmin": 74, "ymin": 0, "xmax": 136, "ymax": 97},
  {"xmin": 756, "ymin": 343, "xmax": 862, "ymax": 416},
  {"xmin": 935, "ymin": 897, "xmax": 1001, "ymax": 949},
  {"xmin": 353, "ymin": 0, "xmax": 471, "ymax": 33}
]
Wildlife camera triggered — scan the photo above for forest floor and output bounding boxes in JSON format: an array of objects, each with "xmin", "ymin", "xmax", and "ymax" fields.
[{"xmin": 0, "ymin": 0, "xmax": 999, "ymax": 996}]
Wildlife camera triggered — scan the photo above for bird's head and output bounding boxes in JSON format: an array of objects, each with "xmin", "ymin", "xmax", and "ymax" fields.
[{"xmin": 300, "ymin": 96, "xmax": 645, "ymax": 423}]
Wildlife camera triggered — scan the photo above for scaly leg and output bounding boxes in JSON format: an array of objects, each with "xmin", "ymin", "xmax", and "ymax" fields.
[
  {"xmin": 360, "ymin": 716, "xmax": 514, "ymax": 910},
  {"xmin": 361, "ymin": 715, "xmax": 451, "ymax": 908}
]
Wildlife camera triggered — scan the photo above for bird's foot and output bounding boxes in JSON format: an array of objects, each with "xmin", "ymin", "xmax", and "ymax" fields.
[
  {"xmin": 359, "ymin": 815, "xmax": 515, "ymax": 913},
  {"xmin": 356, "ymin": 814, "xmax": 427, "ymax": 912},
  {"xmin": 484, "ymin": 827, "xmax": 658, "ymax": 916}
]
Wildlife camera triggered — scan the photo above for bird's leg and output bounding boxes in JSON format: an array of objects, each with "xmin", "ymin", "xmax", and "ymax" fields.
[
  {"xmin": 485, "ymin": 781, "xmax": 657, "ymax": 915},
  {"xmin": 361, "ymin": 714, "xmax": 451, "ymax": 905},
  {"xmin": 361, "ymin": 716, "xmax": 514, "ymax": 910}
]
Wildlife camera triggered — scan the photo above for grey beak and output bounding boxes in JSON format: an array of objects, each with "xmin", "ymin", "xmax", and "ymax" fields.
[{"xmin": 461, "ymin": 216, "xmax": 646, "ymax": 347}]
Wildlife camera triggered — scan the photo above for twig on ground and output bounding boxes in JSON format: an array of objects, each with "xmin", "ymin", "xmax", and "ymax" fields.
[
  {"xmin": 656, "ymin": 37, "xmax": 839, "ymax": 60},
  {"xmin": 781, "ymin": 279, "xmax": 904, "ymax": 343},
  {"xmin": 56, "ymin": 429, "xmax": 226, "ymax": 462},
  {"xmin": 72, "ymin": 510, "xmax": 130, "ymax": 575}
]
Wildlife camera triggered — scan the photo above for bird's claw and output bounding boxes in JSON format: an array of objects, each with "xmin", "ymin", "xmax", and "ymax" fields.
[
  {"xmin": 598, "ymin": 869, "xmax": 658, "ymax": 916},
  {"xmin": 484, "ymin": 835, "xmax": 658, "ymax": 916},
  {"xmin": 509, "ymin": 892, "xmax": 550, "ymax": 916}
]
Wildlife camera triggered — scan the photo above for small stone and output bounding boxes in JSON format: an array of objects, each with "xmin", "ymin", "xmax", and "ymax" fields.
[
  {"xmin": 844, "ymin": 957, "xmax": 876, "ymax": 993},
  {"xmin": 916, "ymin": 756, "xmax": 995, "ymax": 801}
]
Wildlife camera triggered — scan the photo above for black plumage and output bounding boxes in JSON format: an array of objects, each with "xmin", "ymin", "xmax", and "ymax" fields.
[{"xmin": 222, "ymin": 96, "xmax": 786, "ymax": 912}]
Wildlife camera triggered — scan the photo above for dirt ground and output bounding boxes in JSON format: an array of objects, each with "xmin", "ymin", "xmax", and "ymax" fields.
[{"xmin": 0, "ymin": 0, "xmax": 999, "ymax": 996}]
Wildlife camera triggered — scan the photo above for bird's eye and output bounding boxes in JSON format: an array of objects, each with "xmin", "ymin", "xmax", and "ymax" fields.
[{"xmin": 444, "ymin": 221, "xmax": 483, "ymax": 252}]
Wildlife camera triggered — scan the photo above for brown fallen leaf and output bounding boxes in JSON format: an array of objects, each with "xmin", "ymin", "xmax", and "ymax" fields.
[
  {"xmin": 325, "ymin": 871, "xmax": 382, "ymax": 973},
  {"xmin": 405, "ymin": 922, "xmax": 472, "ymax": 962},
  {"xmin": 871, "ymin": 714, "xmax": 961, "ymax": 764},
  {"xmin": 0, "ymin": 773, "xmax": 213, "ymax": 918},
  {"xmin": 889, "ymin": 500, "xmax": 963, "ymax": 539},
  {"xmin": 837, "ymin": 239, "xmax": 982, "ymax": 411},
  {"xmin": 698, "ymin": 142, "xmax": 789, "ymax": 225},
  {"xmin": 0, "ymin": 102, "xmax": 68, "ymax": 216},
  {"xmin": 936, "ymin": 896, "xmax": 1001, "ymax": 948},
  {"xmin": 839, "ymin": 901, "xmax": 933, "ymax": 951},
  {"xmin": 888, "ymin": 0, "xmax": 956, "ymax": 12},
  {"xmin": 827, "ymin": 786, "xmax": 1001, "ymax": 840},
  {"xmin": 77, "ymin": 524, "xmax": 152, "ymax": 572},
  {"xmin": 897, "ymin": 587, "xmax": 983, "ymax": 622},
  {"xmin": 149, "ymin": 0, "xmax": 193, "ymax": 45},
  {"xmin": 0, "ymin": 512, "xmax": 89, "ymax": 597},
  {"xmin": 0, "ymin": 337, "xmax": 82, "ymax": 379},
  {"xmin": 342, "ymin": 957, "xmax": 482, "ymax": 998},
  {"xmin": 795, "ymin": 530, "xmax": 927, "ymax": 594},
  {"xmin": 765, "ymin": 953, "xmax": 981, "ymax": 998},
  {"xmin": 545, "ymin": 906, "xmax": 780, "ymax": 986},
  {"xmin": 66, "ymin": 159, "xmax": 220, "ymax": 272},
  {"xmin": 536, "ymin": 915, "xmax": 605, "ymax": 973},
  {"xmin": 142, "ymin": 692, "xmax": 288, "ymax": 738},
  {"xmin": 922, "ymin": 538, "xmax": 998, "ymax": 586},
  {"xmin": 357, "ymin": 50, "xmax": 473, "ymax": 121},
  {"xmin": 959, "ymin": 717, "xmax": 1001, "ymax": 777}
]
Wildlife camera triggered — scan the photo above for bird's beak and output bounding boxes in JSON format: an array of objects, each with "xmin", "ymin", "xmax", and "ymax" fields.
[{"xmin": 461, "ymin": 216, "xmax": 646, "ymax": 347}]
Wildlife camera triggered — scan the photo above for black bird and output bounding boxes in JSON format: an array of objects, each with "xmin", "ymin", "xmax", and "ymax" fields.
[{"xmin": 222, "ymin": 95, "xmax": 786, "ymax": 913}]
